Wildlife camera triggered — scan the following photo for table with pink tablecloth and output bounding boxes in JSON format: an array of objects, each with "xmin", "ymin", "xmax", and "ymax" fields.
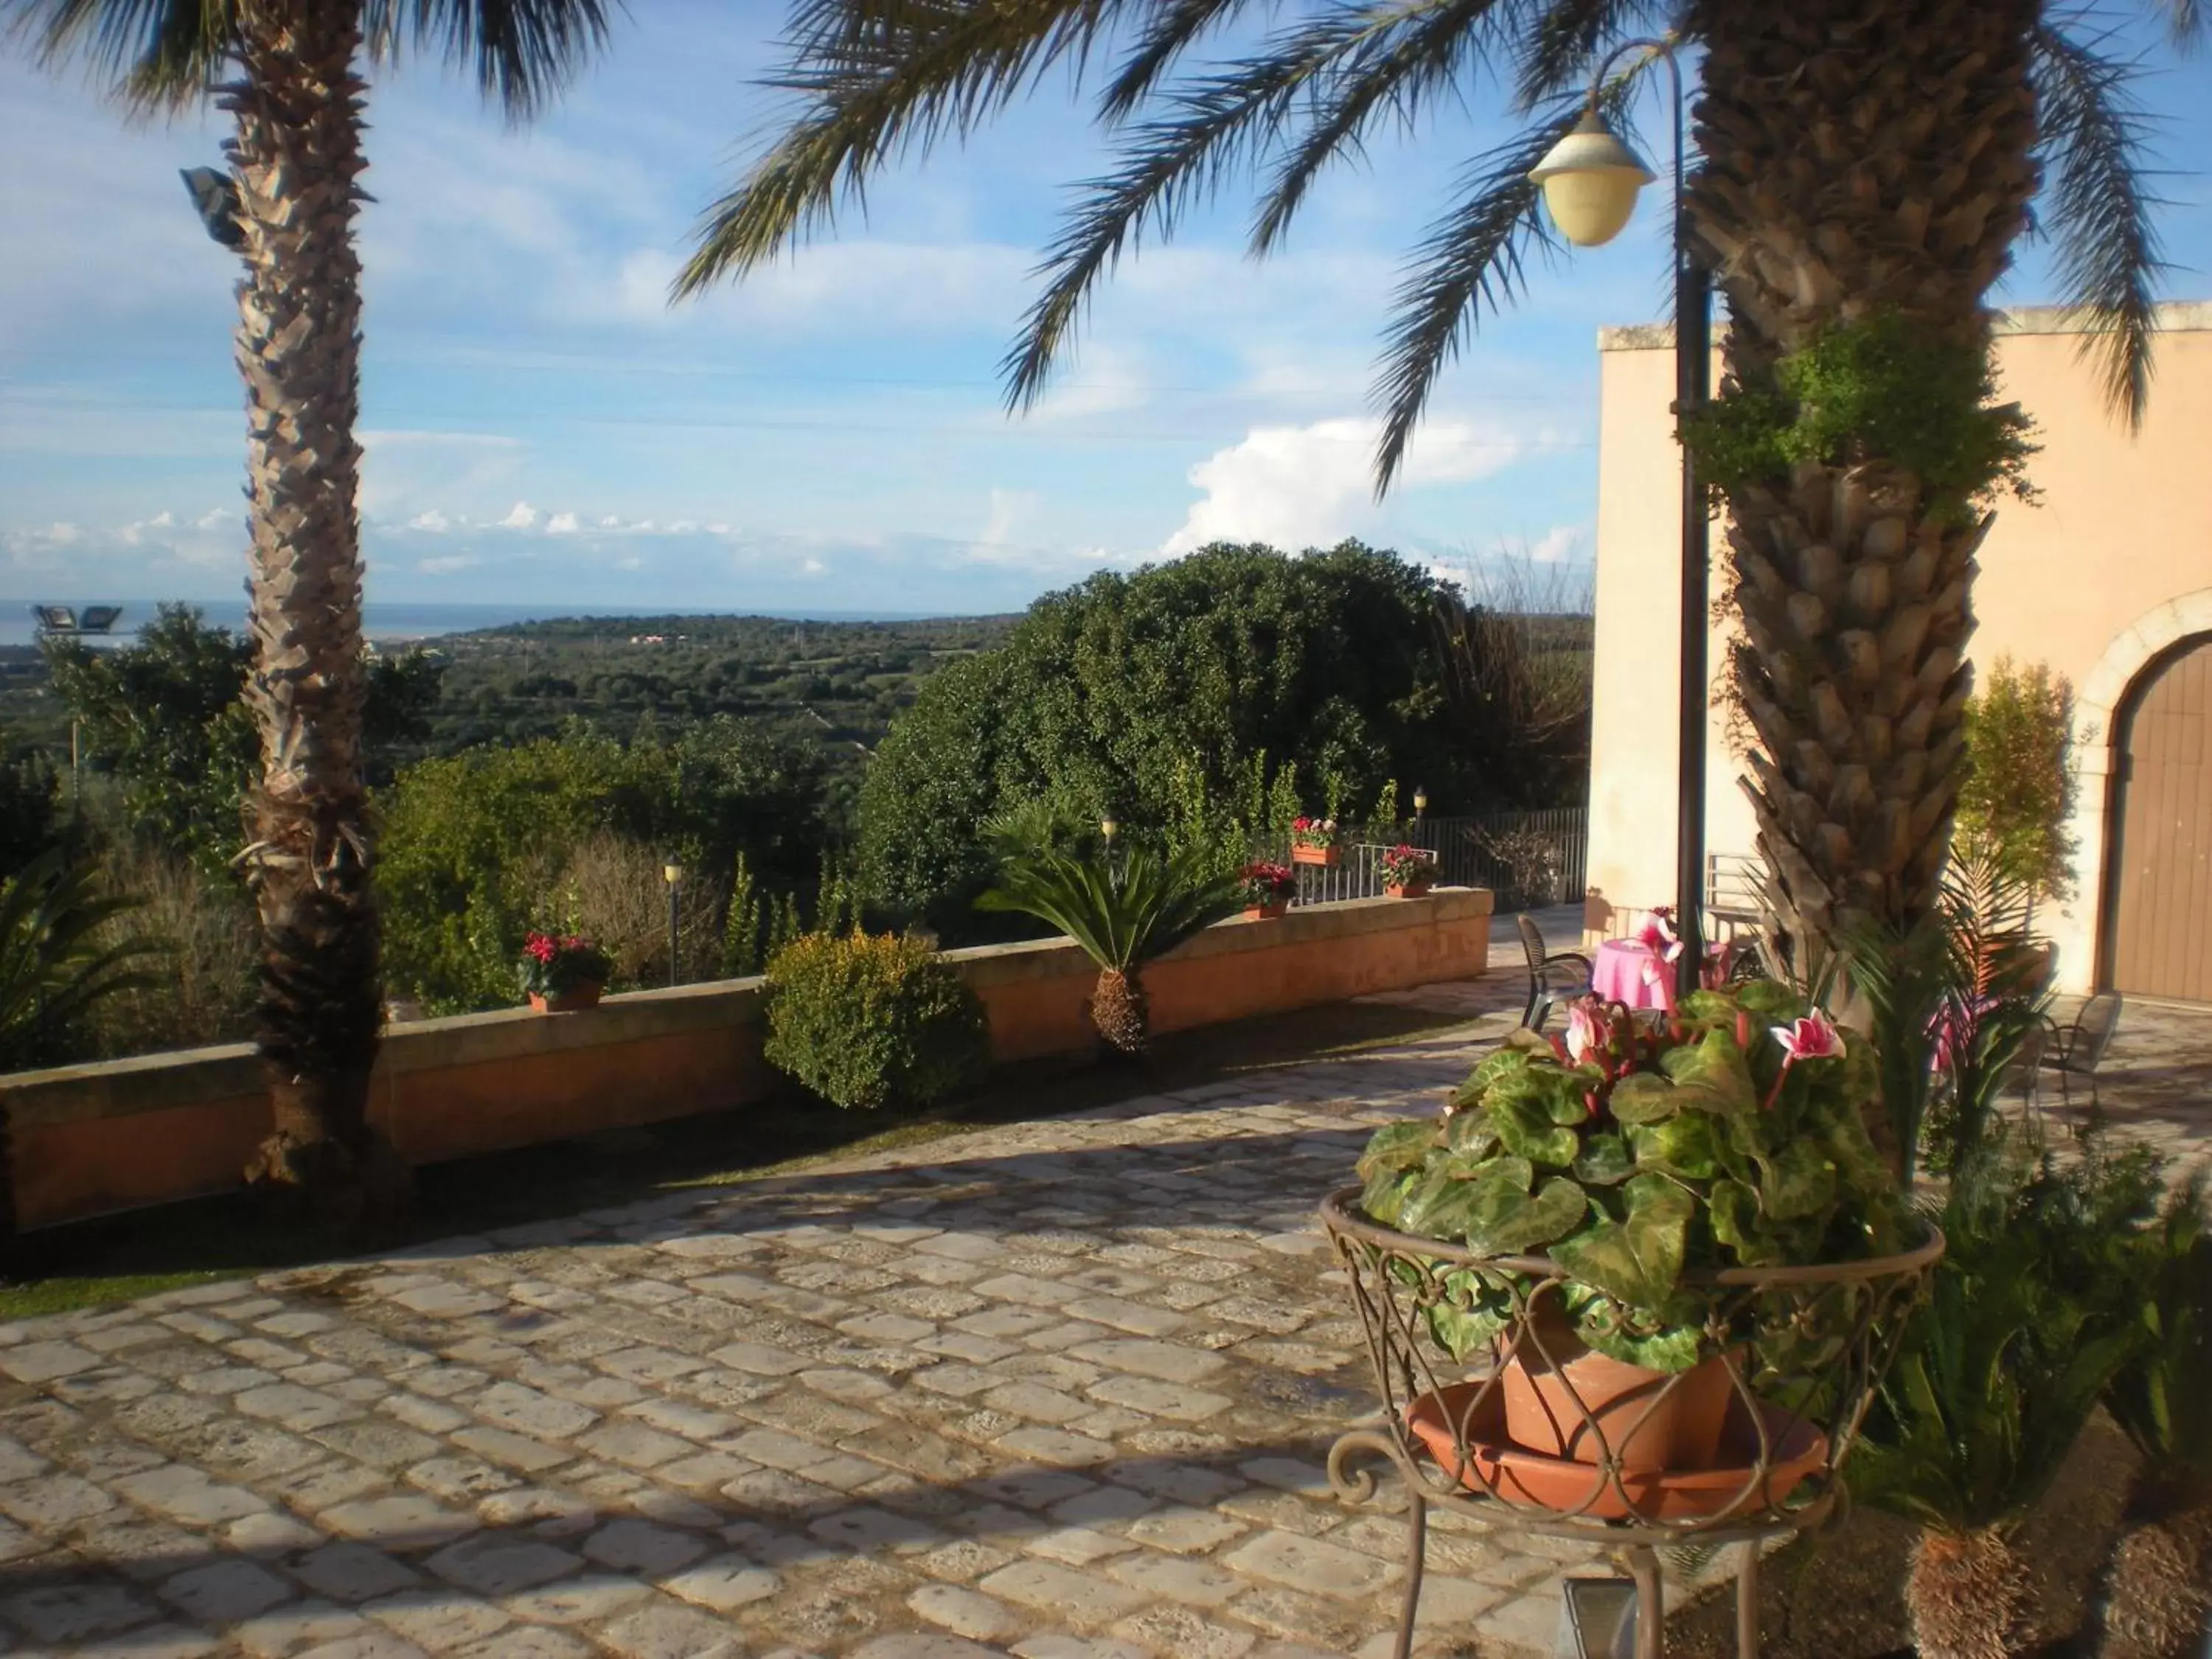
[{"xmin": 1591, "ymin": 938, "xmax": 1674, "ymax": 1009}]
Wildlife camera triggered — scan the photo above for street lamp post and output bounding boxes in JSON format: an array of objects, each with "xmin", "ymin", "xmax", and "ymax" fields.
[
  {"xmin": 662, "ymin": 859, "xmax": 684, "ymax": 989},
  {"xmin": 1530, "ymin": 38, "xmax": 1712, "ymax": 1000}
]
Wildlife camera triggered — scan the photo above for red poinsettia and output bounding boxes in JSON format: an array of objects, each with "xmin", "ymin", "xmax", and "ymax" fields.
[{"xmin": 518, "ymin": 931, "xmax": 613, "ymax": 998}]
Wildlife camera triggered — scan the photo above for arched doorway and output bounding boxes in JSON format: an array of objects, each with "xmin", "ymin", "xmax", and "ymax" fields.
[{"xmin": 2104, "ymin": 633, "xmax": 2212, "ymax": 1002}]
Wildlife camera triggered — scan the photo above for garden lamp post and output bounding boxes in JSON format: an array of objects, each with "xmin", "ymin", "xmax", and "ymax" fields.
[
  {"xmin": 1530, "ymin": 36, "xmax": 1711, "ymax": 999},
  {"xmin": 662, "ymin": 858, "xmax": 683, "ymax": 989}
]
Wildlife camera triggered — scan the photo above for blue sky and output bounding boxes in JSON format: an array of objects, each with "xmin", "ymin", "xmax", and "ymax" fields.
[{"xmin": 1, "ymin": 3, "xmax": 2208, "ymax": 616}]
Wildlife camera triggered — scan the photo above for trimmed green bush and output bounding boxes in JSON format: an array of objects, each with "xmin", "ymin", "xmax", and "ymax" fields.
[{"xmin": 763, "ymin": 932, "xmax": 990, "ymax": 1110}]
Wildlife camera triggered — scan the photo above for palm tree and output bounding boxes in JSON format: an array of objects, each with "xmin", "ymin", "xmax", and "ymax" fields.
[
  {"xmin": 674, "ymin": 0, "xmax": 2197, "ymax": 964},
  {"xmin": 978, "ymin": 842, "xmax": 1242, "ymax": 1054},
  {"xmin": 4, "ymin": 1, "xmax": 617, "ymax": 1220}
]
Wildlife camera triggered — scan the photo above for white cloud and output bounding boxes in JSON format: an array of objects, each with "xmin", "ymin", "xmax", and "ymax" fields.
[
  {"xmin": 546, "ymin": 511, "xmax": 581, "ymax": 535},
  {"xmin": 1525, "ymin": 524, "xmax": 1585, "ymax": 564},
  {"xmin": 406, "ymin": 509, "xmax": 452, "ymax": 533},
  {"xmin": 1162, "ymin": 415, "xmax": 1551, "ymax": 557},
  {"xmin": 498, "ymin": 501, "xmax": 540, "ymax": 530},
  {"xmin": 417, "ymin": 554, "xmax": 481, "ymax": 576},
  {"xmin": 799, "ymin": 557, "xmax": 828, "ymax": 577}
]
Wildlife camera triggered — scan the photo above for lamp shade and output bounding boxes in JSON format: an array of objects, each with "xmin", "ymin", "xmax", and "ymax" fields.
[{"xmin": 1528, "ymin": 110, "xmax": 1655, "ymax": 248}]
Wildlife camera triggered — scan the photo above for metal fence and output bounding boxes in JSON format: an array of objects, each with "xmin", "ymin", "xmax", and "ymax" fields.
[{"xmin": 1282, "ymin": 808, "xmax": 1587, "ymax": 910}]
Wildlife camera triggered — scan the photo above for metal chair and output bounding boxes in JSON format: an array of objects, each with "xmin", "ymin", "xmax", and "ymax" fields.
[
  {"xmin": 2037, "ymin": 990, "xmax": 2124, "ymax": 1107},
  {"xmin": 1517, "ymin": 914, "xmax": 1593, "ymax": 1033}
]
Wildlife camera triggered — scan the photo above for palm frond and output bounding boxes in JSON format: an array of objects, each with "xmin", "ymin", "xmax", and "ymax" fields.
[
  {"xmin": 676, "ymin": 0, "xmax": 1115, "ymax": 296},
  {"xmin": 364, "ymin": 0, "xmax": 620, "ymax": 121},
  {"xmin": 0, "ymin": 0, "xmax": 227, "ymax": 109},
  {"xmin": 0, "ymin": 849, "xmax": 165, "ymax": 1065},
  {"xmin": 1006, "ymin": 4, "xmax": 1461, "ymax": 408},
  {"xmin": 1371, "ymin": 80, "xmax": 1638, "ymax": 492},
  {"xmin": 1250, "ymin": 0, "xmax": 1516, "ymax": 259},
  {"xmin": 2153, "ymin": 0, "xmax": 2204, "ymax": 49},
  {"xmin": 976, "ymin": 844, "xmax": 1241, "ymax": 972},
  {"xmin": 1097, "ymin": 0, "xmax": 1245, "ymax": 120},
  {"xmin": 1509, "ymin": 0, "xmax": 1656, "ymax": 109},
  {"xmin": 2030, "ymin": 19, "xmax": 2167, "ymax": 428}
]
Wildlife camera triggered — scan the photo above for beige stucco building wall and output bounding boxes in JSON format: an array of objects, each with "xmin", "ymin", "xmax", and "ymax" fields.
[{"xmin": 1585, "ymin": 302, "xmax": 2212, "ymax": 995}]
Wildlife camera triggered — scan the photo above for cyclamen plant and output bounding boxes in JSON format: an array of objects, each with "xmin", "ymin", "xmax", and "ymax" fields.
[
  {"xmin": 518, "ymin": 932, "xmax": 613, "ymax": 998},
  {"xmin": 1357, "ymin": 981, "xmax": 1904, "ymax": 1371},
  {"xmin": 1239, "ymin": 860, "xmax": 1297, "ymax": 906},
  {"xmin": 1380, "ymin": 844, "xmax": 1437, "ymax": 887},
  {"xmin": 1290, "ymin": 815, "xmax": 1340, "ymax": 850}
]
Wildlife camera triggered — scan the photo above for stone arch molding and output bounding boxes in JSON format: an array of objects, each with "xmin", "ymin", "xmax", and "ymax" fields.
[{"xmin": 2048, "ymin": 586, "xmax": 2212, "ymax": 994}]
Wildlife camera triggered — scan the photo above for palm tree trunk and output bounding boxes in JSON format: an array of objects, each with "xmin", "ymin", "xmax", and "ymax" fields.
[
  {"xmin": 1685, "ymin": 0, "xmax": 2040, "ymax": 957},
  {"xmin": 226, "ymin": 1, "xmax": 403, "ymax": 1221},
  {"xmin": 1907, "ymin": 1524, "xmax": 2032, "ymax": 1659}
]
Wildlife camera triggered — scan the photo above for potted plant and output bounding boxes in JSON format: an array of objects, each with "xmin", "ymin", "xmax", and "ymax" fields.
[
  {"xmin": 1354, "ymin": 982, "xmax": 1906, "ymax": 1480},
  {"xmin": 1380, "ymin": 844, "xmax": 1437, "ymax": 897},
  {"xmin": 1239, "ymin": 860, "xmax": 1296, "ymax": 919},
  {"xmin": 1290, "ymin": 815, "xmax": 1341, "ymax": 867},
  {"xmin": 518, "ymin": 931, "xmax": 613, "ymax": 1012}
]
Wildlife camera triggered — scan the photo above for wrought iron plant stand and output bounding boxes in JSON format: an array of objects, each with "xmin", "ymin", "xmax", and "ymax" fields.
[{"xmin": 1318, "ymin": 1189, "xmax": 1941, "ymax": 1659}]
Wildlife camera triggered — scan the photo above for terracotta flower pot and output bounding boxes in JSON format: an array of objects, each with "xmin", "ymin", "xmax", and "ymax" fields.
[
  {"xmin": 1384, "ymin": 880, "xmax": 1432, "ymax": 899},
  {"xmin": 1405, "ymin": 1380, "xmax": 1826, "ymax": 1523},
  {"xmin": 1291, "ymin": 844, "xmax": 1340, "ymax": 867},
  {"xmin": 1500, "ymin": 1304, "xmax": 1734, "ymax": 1472},
  {"xmin": 1245, "ymin": 900, "xmax": 1290, "ymax": 920},
  {"xmin": 529, "ymin": 984, "xmax": 604, "ymax": 1013}
]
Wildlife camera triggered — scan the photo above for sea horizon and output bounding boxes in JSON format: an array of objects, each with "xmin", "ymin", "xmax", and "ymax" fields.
[{"xmin": 0, "ymin": 597, "xmax": 972, "ymax": 649}]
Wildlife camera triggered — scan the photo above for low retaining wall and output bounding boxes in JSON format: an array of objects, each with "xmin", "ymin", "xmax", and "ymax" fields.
[{"xmin": 1, "ymin": 888, "xmax": 1492, "ymax": 1231}]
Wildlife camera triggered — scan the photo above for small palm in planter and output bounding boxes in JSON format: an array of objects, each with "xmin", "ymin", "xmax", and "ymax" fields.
[
  {"xmin": 518, "ymin": 932, "xmax": 613, "ymax": 1012},
  {"xmin": 1239, "ymin": 860, "xmax": 1296, "ymax": 919},
  {"xmin": 1353, "ymin": 981, "xmax": 1907, "ymax": 1493},
  {"xmin": 978, "ymin": 844, "xmax": 1242, "ymax": 1057},
  {"xmin": 1380, "ymin": 844, "xmax": 1436, "ymax": 897}
]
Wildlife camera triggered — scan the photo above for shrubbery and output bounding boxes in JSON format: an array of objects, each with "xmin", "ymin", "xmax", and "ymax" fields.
[
  {"xmin": 762, "ymin": 931, "xmax": 990, "ymax": 1110},
  {"xmin": 376, "ymin": 722, "xmax": 831, "ymax": 1012},
  {"xmin": 855, "ymin": 541, "xmax": 1477, "ymax": 936}
]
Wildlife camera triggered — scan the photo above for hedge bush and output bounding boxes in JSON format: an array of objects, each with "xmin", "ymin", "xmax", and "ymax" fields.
[{"xmin": 763, "ymin": 931, "xmax": 990, "ymax": 1110}]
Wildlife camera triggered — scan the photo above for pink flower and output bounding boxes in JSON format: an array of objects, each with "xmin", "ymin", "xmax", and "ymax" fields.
[
  {"xmin": 1565, "ymin": 1001, "xmax": 1604, "ymax": 1065},
  {"xmin": 1634, "ymin": 910, "xmax": 1684, "ymax": 967},
  {"xmin": 1772, "ymin": 1012, "xmax": 1845, "ymax": 1063}
]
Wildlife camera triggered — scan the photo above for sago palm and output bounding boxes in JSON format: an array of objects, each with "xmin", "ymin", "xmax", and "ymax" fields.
[
  {"xmin": 676, "ymin": 0, "xmax": 2198, "ymax": 965},
  {"xmin": 4, "ymin": 0, "xmax": 618, "ymax": 1220},
  {"xmin": 977, "ymin": 844, "xmax": 1242, "ymax": 1054}
]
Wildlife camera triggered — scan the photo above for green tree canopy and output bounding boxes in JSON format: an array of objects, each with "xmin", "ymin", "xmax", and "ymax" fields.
[{"xmin": 857, "ymin": 540, "xmax": 1474, "ymax": 932}]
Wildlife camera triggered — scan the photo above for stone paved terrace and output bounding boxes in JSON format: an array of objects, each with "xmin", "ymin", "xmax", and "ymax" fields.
[{"xmin": 0, "ymin": 957, "xmax": 2203, "ymax": 1659}]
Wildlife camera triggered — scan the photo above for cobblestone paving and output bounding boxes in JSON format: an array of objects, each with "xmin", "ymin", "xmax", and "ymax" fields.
[{"xmin": 0, "ymin": 966, "xmax": 2202, "ymax": 1659}]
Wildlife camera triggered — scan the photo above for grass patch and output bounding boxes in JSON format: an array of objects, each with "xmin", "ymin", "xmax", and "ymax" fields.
[{"xmin": 1, "ymin": 995, "xmax": 1488, "ymax": 1323}]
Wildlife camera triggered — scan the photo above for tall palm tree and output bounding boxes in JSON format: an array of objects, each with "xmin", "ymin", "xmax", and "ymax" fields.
[
  {"xmin": 675, "ymin": 0, "xmax": 2196, "ymax": 964},
  {"xmin": 4, "ymin": 0, "xmax": 617, "ymax": 1220}
]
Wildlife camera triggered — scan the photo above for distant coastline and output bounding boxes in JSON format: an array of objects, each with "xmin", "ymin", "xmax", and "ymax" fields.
[{"xmin": 0, "ymin": 599, "xmax": 965, "ymax": 650}]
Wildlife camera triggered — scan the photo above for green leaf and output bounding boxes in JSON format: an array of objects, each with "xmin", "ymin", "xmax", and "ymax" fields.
[
  {"xmin": 1607, "ymin": 1073, "xmax": 1681, "ymax": 1125},
  {"xmin": 1427, "ymin": 1298, "xmax": 1509, "ymax": 1360},
  {"xmin": 1573, "ymin": 1133, "xmax": 1635, "ymax": 1186},
  {"xmin": 1731, "ymin": 980, "xmax": 1807, "ymax": 1023},
  {"xmin": 1756, "ymin": 1135, "xmax": 1839, "ymax": 1222},
  {"xmin": 1444, "ymin": 1108, "xmax": 1501, "ymax": 1161},
  {"xmin": 1660, "ymin": 1027, "xmax": 1758, "ymax": 1115},
  {"xmin": 1359, "ymin": 1163, "xmax": 1417, "ymax": 1229},
  {"xmin": 1627, "ymin": 1112, "xmax": 1722, "ymax": 1180},
  {"xmin": 1708, "ymin": 1178, "xmax": 1767, "ymax": 1260},
  {"xmin": 1464, "ymin": 1174, "xmax": 1588, "ymax": 1255},
  {"xmin": 1677, "ymin": 990, "xmax": 1739, "ymax": 1022},
  {"xmin": 1548, "ymin": 1173, "xmax": 1693, "ymax": 1311},
  {"xmin": 1580, "ymin": 1315, "xmax": 1705, "ymax": 1372},
  {"xmin": 1486, "ymin": 1085, "xmax": 1580, "ymax": 1167},
  {"xmin": 1356, "ymin": 1118, "xmax": 1437, "ymax": 1181}
]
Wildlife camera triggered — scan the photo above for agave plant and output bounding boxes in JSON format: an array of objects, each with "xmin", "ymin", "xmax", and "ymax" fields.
[
  {"xmin": 2096, "ymin": 1172, "xmax": 2212, "ymax": 1659},
  {"xmin": 1852, "ymin": 1122, "xmax": 2158, "ymax": 1659},
  {"xmin": 977, "ymin": 842, "xmax": 1242, "ymax": 1055},
  {"xmin": 0, "ymin": 850, "xmax": 164, "ymax": 1070}
]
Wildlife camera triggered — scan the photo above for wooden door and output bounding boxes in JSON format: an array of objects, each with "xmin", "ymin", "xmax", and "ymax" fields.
[{"xmin": 2109, "ymin": 637, "xmax": 2212, "ymax": 1001}]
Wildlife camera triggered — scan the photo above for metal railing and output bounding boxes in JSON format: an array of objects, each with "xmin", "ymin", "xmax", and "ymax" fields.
[{"xmin": 1273, "ymin": 808, "xmax": 1588, "ymax": 909}]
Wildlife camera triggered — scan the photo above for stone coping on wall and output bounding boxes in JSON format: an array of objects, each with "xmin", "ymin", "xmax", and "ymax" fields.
[
  {"xmin": 1596, "ymin": 299, "xmax": 2212, "ymax": 352},
  {"xmin": 1, "ymin": 887, "xmax": 1495, "ymax": 1132}
]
